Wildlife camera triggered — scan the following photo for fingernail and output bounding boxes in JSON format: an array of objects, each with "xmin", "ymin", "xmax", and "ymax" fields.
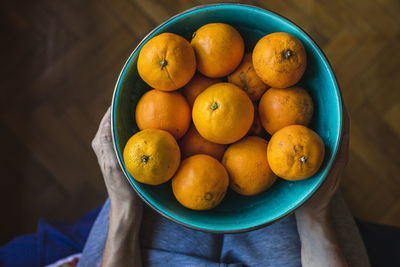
[{"xmin": 104, "ymin": 121, "xmax": 111, "ymax": 127}]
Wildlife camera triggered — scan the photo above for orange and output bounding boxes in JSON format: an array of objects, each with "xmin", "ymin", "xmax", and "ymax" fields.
[
  {"xmin": 179, "ymin": 124, "xmax": 226, "ymax": 160},
  {"xmin": 181, "ymin": 73, "xmax": 220, "ymax": 107},
  {"xmin": 248, "ymin": 102, "xmax": 266, "ymax": 137},
  {"xmin": 222, "ymin": 136, "xmax": 277, "ymax": 196},
  {"xmin": 172, "ymin": 154, "xmax": 229, "ymax": 210},
  {"xmin": 253, "ymin": 32, "xmax": 307, "ymax": 88},
  {"xmin": 135, "ymin": 89, "xmax": 191, "ymax": 139},
  {"xmin": 259, "ymin": 86, "xmax": 314, "ymax": 135},
  {"xmin": 227, "ymin": 53, "xmax": 269, "ymax": 101},
  {"xmin": 192, "ymin": 82, "xmax": 254, "ymax": 144},
  {"xmin": 191, "ymin": 23, "xmax": 244, "ymax": 77},
  {"xmin": 137, "ymin": 33, "xmax": 196, "ymax": 91},
  {"xmin": 123, "ymin": 129, "xmax": 180, "ymax": 185},
  {"xmin": 267, "ymin": 125, "xmax": 325, "ymax": 180}
]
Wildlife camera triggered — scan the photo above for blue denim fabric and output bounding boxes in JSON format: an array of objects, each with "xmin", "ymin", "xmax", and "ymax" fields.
[{"xmin": 78, "ymin": 199, "xmax": 301, "ymax": 267}]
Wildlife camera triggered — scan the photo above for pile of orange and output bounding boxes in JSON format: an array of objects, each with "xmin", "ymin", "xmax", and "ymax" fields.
[{"xmin": 123, "ymin": 23, "xmax": 325, "ymax": 211}]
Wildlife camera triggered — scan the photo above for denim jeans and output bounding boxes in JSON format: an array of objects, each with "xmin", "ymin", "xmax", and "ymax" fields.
[{"xmin": 78, "ymin": 192, "xmax": 369, "ymax": 267}]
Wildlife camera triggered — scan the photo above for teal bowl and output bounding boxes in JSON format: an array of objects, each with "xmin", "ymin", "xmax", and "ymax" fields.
[{"xmin": 111, "ymin": 3, "xmax": 342, "ymax": 233}]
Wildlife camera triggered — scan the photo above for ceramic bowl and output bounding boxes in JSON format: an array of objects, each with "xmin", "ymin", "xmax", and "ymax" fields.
[{"xmin": 111, "ymin": 3, "xmax": 342, "ymax": 233}]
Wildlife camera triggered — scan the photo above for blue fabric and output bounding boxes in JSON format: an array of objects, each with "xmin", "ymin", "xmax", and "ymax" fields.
[
  {"xmin": 2, "ymin": 195, "xmax": 384, "ymax": 266},
  {"xmin": 0, "ymin": 207, "xmax": 100, "ymax": 267},
  {"xmin": 78, "ymin": 199, "xmax": 302, "ymax": 267}
]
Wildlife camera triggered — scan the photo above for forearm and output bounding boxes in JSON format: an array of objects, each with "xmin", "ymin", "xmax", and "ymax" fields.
[
  {"xmin": 296, "ymin": 208, "xmax": 347, "ymax": 267},
  {"xmin": 101, "ymin": 200, "xmax": 142, "ymax": 267}
]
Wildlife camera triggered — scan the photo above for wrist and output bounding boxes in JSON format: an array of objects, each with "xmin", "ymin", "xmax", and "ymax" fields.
[
  {"xmin": 102, "ymin": 197, "xmax": 143, "ymax": 267},
  {"xmin": 296, "ymin": 205, "xmax": 330, "ymax": 225},
  {"xmin": 295, "ymin": 207, "xmax": 348, "ymax": 267},
  {"xmin": 109, "ymin": 198, "xmax": 142, "ymax": 225},
  {"xmin": 108, "ymin": 201, "xmax": 142, "ymax": 246},
  {"xmin": 295, "ymin": 205, "xmax": 334, "ymax": 246}
]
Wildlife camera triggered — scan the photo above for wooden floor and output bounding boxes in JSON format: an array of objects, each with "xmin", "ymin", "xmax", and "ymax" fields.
[{"xmin": 1, "ymin": 0, "xmax": 399, "ymax": 244}]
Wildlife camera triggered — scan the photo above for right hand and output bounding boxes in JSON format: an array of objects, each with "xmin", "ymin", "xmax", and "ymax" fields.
[
  {"xmin": 296, "ymin": 106, "xmax": 350, "ymax": 219},
  {"xmin": 91, "ymin": 107, "xmax": 142, "ymax": 212}
]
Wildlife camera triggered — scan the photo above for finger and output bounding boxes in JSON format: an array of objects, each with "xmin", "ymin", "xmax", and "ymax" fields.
[
  {"xmin": 94, "ymin": 107, "xmax": 111, "ymax": 139},
  {"xmin": 92, "ymin": 107, "xmax": 114, "ymax": 158},
  {"xmin": 100, "ymin": 107, "xmax": 112, "ymax": 126},
  {"xmin": 96, "ymin": 108, "xmax": 120, "ymax": 166},
  {"xmin": 98, "ymin": 108, "xmax": 112, "ymax": 145},
  {"xmin": 93, "ymin": 107, "xmax": 111, "ymax": 143}
]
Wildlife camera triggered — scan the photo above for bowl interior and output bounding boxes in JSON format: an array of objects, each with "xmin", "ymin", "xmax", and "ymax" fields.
[{"xmin": 112, "ymin": 4, "xmax": 342, "ymax": 233}]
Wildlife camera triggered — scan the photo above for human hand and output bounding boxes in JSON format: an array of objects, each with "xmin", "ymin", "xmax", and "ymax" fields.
[
  {"xmin": 92, "ymin": 107, "xmax": 142, "ymax": 211},
  {"xmin": 93, "ymin": 108, "xmax": 143, "ymax": 267},
  {"xmin": 296, "ymin": 106, "xmax": 350, "ymax": 220}
]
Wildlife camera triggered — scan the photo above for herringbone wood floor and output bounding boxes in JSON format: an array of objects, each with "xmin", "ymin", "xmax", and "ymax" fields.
[{"xmin": 1, "ymin": 0, "xmax": 399, "ymax": 244}]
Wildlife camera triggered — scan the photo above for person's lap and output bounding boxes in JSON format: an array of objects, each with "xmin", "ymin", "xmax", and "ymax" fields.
[
  {"xmin": 78, "ymin": 192, "xmax": 369, "ymax": 267},
  {"xmin": 78, "ymin": 199, "xmax": 301, "ymax": 267},
  {"xmin": 140, "ymin": 206, "xmax": 224, "ymax": 266},
  {"xmin": 220, "ymin": 217, "xmax": 300, "ymax": 266},
  {"xmin": 141, "ymin": 206, "xmax": 301, "ymax": 266}
]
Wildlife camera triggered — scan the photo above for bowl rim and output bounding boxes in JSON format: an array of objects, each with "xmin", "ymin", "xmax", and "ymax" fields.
[{"xmin": 111, "ymin": 3, "xmax": 343, "ymax": 233}]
